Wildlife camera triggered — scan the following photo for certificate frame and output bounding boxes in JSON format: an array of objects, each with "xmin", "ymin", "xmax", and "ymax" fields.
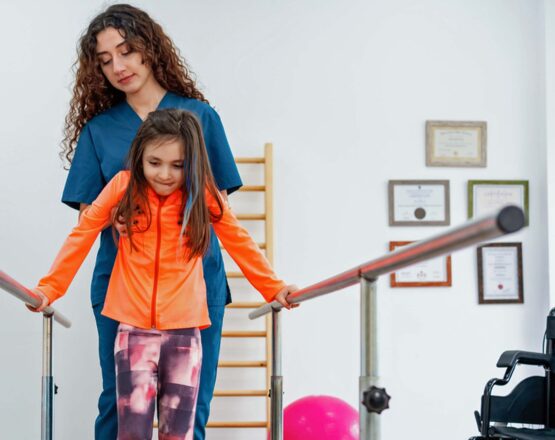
[
  {"xmin": 426, "ymin": 120, "xmax": 487, "ymax": 167},
  {"xmin": 389, "ymin": 241, "xmax": 452, "ymax": 287},
  {"xmin": 467, "ymin": 180, "xmax": 529, "ymax": 226},
  {"xmin": 388, "ymin": 179, "xmax": 450, "ymax": 226},
  {"xmin": 477, "ymin": 242, "xmax": 523, "ymax": 304}
]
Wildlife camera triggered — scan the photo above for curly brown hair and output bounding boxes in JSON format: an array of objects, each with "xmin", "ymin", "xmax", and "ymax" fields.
[{"xmin": 61, "ymin": 4, "xmax": 208, "ymax": 168}]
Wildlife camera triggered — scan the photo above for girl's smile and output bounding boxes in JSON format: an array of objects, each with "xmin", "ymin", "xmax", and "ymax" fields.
[{"xmin": 142, "ymin": 139, "xmax": 185, "ymax": 196}]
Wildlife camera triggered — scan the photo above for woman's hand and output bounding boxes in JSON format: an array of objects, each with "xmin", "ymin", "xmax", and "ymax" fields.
[
  {"xmin": 273, "ymin": 285, "xmax": 300, "ymax": 310},
  {"xmin": 26, "ymin": 289, "xmax": 49, "ymax": 313},
  {"xmin": 111, "ymin": 207, "xmax": 127, "ymax": 236}
]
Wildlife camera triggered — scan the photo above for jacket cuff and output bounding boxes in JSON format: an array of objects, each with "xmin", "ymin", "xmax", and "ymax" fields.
[
  {"xmin": 265, "ymin": 281, "xmax": 288, "ymax": 302},
  {"xmin": 34, "ymin": 285, "xmax": 58, "ymax": 304}
]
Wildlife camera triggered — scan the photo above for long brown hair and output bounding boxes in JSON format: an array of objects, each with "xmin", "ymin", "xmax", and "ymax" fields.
[
  {"xmin": 61, "ymin": 3, "xmax": 208, "ymax": 168},
  {"xmin": 115, "ymin": 109, "xmax": 223, "ymax": 258}
]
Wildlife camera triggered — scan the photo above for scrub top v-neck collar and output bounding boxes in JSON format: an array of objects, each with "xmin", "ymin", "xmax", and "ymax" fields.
[{"xmin": 122, "ymin": 91, "xmax": 171, "ymax": 124}]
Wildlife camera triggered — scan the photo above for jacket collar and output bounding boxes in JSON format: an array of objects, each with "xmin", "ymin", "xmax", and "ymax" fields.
[{"xmin": 146, "ymin": 187, "xmax": 183, "ymax": 207}]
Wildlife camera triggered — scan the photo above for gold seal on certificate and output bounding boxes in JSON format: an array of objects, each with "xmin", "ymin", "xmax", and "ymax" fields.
[
  {"xmin": 388, "ymin": 180, "xmax": 450, "ymax": 226},
  {"xmin": 477, "ymin": 243, "xmax": 523, "ymax": 304}
]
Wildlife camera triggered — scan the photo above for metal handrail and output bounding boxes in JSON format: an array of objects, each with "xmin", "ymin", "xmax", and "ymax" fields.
[
  {"xmin": 250, "ymin": 205, "xmax": 525, "ymax": 320},
  {"xmin": 251, "ymin": 205, "xmax": 526, "ymax": 440},
  {"xmin": 1, "ymin": 269, "xmax": 72, "ymax": 440},
  {"xmin": 0, "ymin": 270, "xmax": 71, "ymax": 328}
]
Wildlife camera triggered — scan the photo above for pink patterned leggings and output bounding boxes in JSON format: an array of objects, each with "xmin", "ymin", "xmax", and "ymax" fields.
[{"xmin": 114, "ymin": 324, "xmax": 202, "ymax": 440}]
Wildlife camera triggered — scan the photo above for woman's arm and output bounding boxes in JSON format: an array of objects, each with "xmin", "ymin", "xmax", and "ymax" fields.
[
  {"xmin": 220, "ymin": 190, "xmax": 228, "ymax": 202},
  {"xmin": 84, "ymin": 201, "xmax": 132, "ymax": 238},
  {"xmin": 79, "ymin": 203, "xmax": 89, "ymax": 218},
  {"xmin": 62, "ymin": 124, "xmax": 105, "ymax": 211}
]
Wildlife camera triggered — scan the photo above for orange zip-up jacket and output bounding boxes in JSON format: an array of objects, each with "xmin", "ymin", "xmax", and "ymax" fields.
[{"xmin": 36, "ymin": 171, "xmax": 286, "ymax": 330}]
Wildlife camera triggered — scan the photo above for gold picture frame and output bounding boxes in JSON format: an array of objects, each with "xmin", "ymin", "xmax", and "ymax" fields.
[{"xmin": 426, "ymin": 120, "xmax": 487, "ymax": 167}]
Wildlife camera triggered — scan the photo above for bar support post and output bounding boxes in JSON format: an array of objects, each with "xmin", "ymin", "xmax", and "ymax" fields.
[
  {"xmin": 270, "ymin": 309, "xmax": 283, "ymax": 440},
  {"xmin": 41, "ymin": 314, "xmax": 53, "ymax": 440}
]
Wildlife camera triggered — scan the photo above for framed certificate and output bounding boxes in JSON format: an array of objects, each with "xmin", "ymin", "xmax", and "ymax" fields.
[
  {"xmin": 388, "ymin": 180, "xmax": 450, "ymax": 226},
  {"xmin": 389, "ymin": 241, "xmax": 452, "ymax": 287},
  {"xmin": 426, "ymin": 120, "xmax": 487, "ymax": 167},
  {"xmin": 477, "ymin": 243, "xmax": 523, "ymax": 304},
  {"xmin": 468, "ymin": 180, "xmax": 529, "ymax": 225}
]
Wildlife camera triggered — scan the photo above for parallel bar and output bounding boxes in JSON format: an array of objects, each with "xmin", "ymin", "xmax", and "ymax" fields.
[
  {"xmin": 270, "ymin": 310, "xmax": 283, "ymax": 440},
  {"xmin": 360, "ymin": 278, "xmax": 379, "ymax": 439},
  {"xmin": 226, "ymin": 272, "xmax": 244, "ymax": 279},
  {"xmin": 250, "ymin": 206, "xmax": 525, "ymax": 319},
  {"xmin": 0, "ymin": 270, "xmax": 70, "ymax": 439},
  {"xmin": 41, "ymin": 315, "xmax": 53, "ymax": 440},
  {"xmin": 0, "ymin": 270, "xmax": 71, "ymax": 328}
]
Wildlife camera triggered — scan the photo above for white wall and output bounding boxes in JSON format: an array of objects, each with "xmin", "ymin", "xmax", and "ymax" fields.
[{"xmin": 0, "ymin": 1, "xmax": 551, "ymax": 439}]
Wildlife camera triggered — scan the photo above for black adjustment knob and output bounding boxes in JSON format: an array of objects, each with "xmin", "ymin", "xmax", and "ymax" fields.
[{"xmin": 362, "ymin": 386, "xmax": 391, "ymax": 414}]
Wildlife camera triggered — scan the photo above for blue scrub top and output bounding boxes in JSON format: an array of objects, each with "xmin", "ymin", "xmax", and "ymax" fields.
[{"xmin": 61, "ymin": 92, "xmax": 243, "ymax": 307}]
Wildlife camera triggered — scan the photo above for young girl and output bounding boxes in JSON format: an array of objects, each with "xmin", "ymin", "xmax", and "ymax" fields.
[{"xmin": 31, "ymin": 108, "xmax": 295, "ymax": 439}]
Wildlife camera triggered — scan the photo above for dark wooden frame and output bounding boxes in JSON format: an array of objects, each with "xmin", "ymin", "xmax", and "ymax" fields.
[{"xmin": 477, "ymin": 242, "xmax": 523, "ymax": 304}]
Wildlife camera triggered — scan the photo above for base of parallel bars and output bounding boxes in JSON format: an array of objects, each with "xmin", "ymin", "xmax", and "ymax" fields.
[
  {"xmin": 270, "ymin": 376, "xmax": 283, "ymax": 440},
  {"xmin": 360, "ymin": 375, "xmax": 381, "ymax": 440}
]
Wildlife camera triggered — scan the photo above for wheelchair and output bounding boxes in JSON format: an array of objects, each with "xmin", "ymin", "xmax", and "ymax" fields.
[{"xmin": 470, "ymin": 310, "xmax": 555, "ymax": 439}]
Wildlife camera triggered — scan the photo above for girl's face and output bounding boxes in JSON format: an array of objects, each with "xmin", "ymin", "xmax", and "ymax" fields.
[
  {"xmin": 95, "ymin": 27, "xmax": 154, "ymax": 96},
  {"xmin": 142, "ymin": 139, "xmax": 185, "ymax": 196}
]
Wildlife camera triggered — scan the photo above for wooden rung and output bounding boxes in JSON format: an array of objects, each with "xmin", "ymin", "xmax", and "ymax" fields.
[
  {"xmin": 222, "ymin": 331, "xmax": 267, "ymax": 338},
  {"xmin": 218, "ymin": 360, "xmax": 267, "ymax": 368},
  {"xmin": 235, "ymin": 157, "xmax": 265, "ymax": 164},
  {"xmin": 221, "ymin": 242, "xmax": 266, "ymax": 250},
  {"xmin": 237, "ymin": 213, "xmax": 266, "ymax": 220},
  {"xmin": 238, "ymin": 185, "xmax": 266, "ymax": 192},
  {"xmin": 207, "ymin": 421, "xmax": 267, "ymax": 428},
  {"xmin": 226, "ymin": 272, "xmax": 244, "ymax": 278},
  {"xmin": 213, "ymin": 389, "xmax": 267, "ymax": 397},
  {"xmin": 226, "ymin": 302, "xmax": 265, "ymax": 309}
]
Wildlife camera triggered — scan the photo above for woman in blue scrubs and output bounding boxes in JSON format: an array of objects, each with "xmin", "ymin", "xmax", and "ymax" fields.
[{"xmin": 60, "ymin": 5, "xmax": 241, "ymax": 439}]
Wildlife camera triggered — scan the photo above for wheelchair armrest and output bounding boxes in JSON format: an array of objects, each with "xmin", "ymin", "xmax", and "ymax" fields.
[{"xmin": 496, "ymin": 350, "xmax": 553, "ymax": 369}]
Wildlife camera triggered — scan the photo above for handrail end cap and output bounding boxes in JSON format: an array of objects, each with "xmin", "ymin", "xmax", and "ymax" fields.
[{"xmin": 497, "ymin": 205, "xmax": 526, "ymax": 234}]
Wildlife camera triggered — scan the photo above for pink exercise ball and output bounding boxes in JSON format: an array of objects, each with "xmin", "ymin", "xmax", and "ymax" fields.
[{"xmin": 281, "ymin": 395, "xmax": 359, "ymax": 440}]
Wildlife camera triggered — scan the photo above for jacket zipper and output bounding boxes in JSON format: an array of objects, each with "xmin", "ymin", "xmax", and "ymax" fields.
[{"xmin": 151, "ymin": 196, "xmax": 166, "ymax": 328}]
